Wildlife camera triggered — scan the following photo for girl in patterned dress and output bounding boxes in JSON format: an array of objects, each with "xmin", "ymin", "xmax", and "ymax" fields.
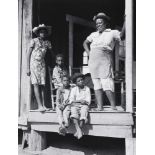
[{"xmin": 27, "ymin": 24, "xmax": 52, "ymax": 112}]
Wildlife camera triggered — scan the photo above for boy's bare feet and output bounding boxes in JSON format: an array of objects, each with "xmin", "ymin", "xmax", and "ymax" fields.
[
  {"xmin": 59, "ymin": 127, "xmax": 66, "ymax": 136},
  {"xmin": 76, "ymin": 129, "xmax": 83, "ymax": 139}
]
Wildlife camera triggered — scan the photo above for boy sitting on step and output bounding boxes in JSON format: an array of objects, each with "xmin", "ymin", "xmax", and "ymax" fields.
[
  {"xmin": 69, "ymin": 73, "xmax": 91, "ymax": 139},
  {"xmin": 56, "ymin": 75, "xmax": 71, "ymax": 135}
]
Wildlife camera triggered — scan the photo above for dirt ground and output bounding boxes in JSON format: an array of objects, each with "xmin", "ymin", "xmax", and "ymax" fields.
[{"xmin": 19, "ymin": 132, "xmax": 125, "ymax": 155}]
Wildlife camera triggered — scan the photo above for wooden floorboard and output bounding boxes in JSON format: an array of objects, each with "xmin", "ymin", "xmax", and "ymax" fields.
[
  {"xmin": 31, "ymin": 123, "xmax": 133, "ymax": 138},
  {"xmin": 28, "ymin": 109, "xmax": 133, "ymax": 126}
]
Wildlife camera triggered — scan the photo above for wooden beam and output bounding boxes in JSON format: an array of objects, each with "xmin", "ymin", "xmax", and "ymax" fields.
[
  {"xmin": 28, "ymin": 111, "xmax": 134, "ymax": 126},
  {"xmin": 29, "ymin": 130, "xmax": 47, "ymax": 151},
  {"xmin": 18, "ymin": 0, "xmax": 23, "ymax": 117},
  {"xmin": 125, "ymin": 0, "xmax": 133, "ymax": 112},
  {"xmin": 31, "ymin": 123, "xmax": 133, "ymax": 138},
  {"xmin": 20, "ymin": 0, "xmax": 33, "ymax": 115},
  {"xmin": 68, "ymin": 21, "xmax": 74, "ymax": 75},
  {"xmin": 125, "ymin": 138, "xmax": 136, "ymax": 155},
  {"xmin": 66, "ymin": 14, "xmax": 95, "ymax": 28}
]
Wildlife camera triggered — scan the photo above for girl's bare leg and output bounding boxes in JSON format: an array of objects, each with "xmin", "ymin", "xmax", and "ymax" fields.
[
  {"xmin": 33, "ymin": 84, "xmax": 44, "ymax": 111},
  {"xmin": 41, "ymin": 85, "xmax": 46, "ymax": 109},
  {"xmin": 105, "ymin": 90, "xmax": 117, "ymax": 110}
]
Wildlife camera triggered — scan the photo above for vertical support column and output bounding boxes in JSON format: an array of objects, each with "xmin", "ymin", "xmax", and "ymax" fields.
[
  {"xmin": 69, "ymin": 21, "xmax": 74, "ymax": 76},
  {"xmin": 18, "ymin": 0, "xmax": 23, "ymax": 117},
  {"xmin": 29, "ymin": 130, "xmax": 47, "ymax": 151},
  {"xmin": 115, "ymin": 42, "xmax": 120, "ymax": 72},
  {"xmin": 20, "ymin": 0, "xmax": 33, "ymax": 115},
  {"xmin": 125, "ymin": 0, "xmax": 133, "ymax": 112},
  {"xmin": 125, "ymin": 138, "xmax": 136, "ymax": 155}
]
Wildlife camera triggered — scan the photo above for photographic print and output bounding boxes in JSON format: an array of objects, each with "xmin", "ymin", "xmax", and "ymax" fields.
[{"xmin": 18, "ymin": 0, "xmax": 136, "ymax": 154}]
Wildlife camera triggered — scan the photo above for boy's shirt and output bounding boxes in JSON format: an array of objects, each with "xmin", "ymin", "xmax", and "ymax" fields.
[
  {"xmin": 69, "ymin": 86, "xmax": 91, "ymax": 105},
  {"xmin": 52, "ymin": 66, "xmax": 67, "ymax": 88},
  {"xmin": 56, "ymin": 86, "xmax": 71, "ymax": 106}
]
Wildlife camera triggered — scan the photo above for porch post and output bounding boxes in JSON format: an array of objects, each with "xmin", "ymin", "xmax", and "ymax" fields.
[
  {"xmin": 20, "ymin": 0, "xmax": 33, "ymax": 115},
  {"xmin": 18, "ymin": 0, "xmax": 23, "ymax": 116},
  {"xmin": 125, "ymin": 0, "xmax": 133, "ymax": 112},
  {"xmin": 69, "ymin": 21, "xmax": 74, "ymax": 76}
]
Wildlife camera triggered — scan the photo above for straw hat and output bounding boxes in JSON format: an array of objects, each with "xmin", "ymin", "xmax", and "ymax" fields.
[
  {"xmin": 93, "ymin": 12, "xmax": 110, "ymax": 21},
  {"xmin": 32, "ymin": 24, "xmax": 52, "ymax": 36}
]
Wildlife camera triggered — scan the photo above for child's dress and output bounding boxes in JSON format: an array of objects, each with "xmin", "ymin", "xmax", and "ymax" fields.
[
  {"xmin": 30, "ymin": 38, "xmax": 52, "ymax": 85},
  {"xmin": 52, "ymin": 66, "xmax": 67, "ymax": 88}
]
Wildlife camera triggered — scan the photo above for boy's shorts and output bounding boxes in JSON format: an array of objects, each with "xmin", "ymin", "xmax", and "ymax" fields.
[
  {"xmin": 70, "ymin": 104, "xmax": 89, "ymax": 122},
  {"xmin": 92, "ymin": 78, "xmax": 114, "ymax": 92}
]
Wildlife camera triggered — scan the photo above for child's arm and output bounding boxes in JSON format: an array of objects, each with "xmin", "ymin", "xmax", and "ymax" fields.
[{"xmin": 27, "ymin": 46, "xmax": 33, "ymax": 76}]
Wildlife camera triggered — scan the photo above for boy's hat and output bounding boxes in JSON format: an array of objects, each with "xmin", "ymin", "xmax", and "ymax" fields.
[
  {"xmin": 72, "ymin": 73, "xmax": 84, "ymax": 83},
  {"xmin": 93, "ymin": 12, "xmax": 110, "ymax": 22},
  {"xmin": 32, "ymin": 24, "xmax": 52, "ymax": 36}
]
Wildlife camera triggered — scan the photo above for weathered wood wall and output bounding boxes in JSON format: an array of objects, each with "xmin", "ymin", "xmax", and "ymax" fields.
[{"xmin": 19, "ymin": 0, "xmax": 32, "ymax": 119}]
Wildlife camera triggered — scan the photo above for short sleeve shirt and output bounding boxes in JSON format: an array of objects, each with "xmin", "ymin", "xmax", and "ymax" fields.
[
  {"xmin": 69, "ymin": 86, "xmax": 91, "ymax": 105},
  {"xmin": 86, "ymin": 29, "xmax": 120, "ymax": 51}
]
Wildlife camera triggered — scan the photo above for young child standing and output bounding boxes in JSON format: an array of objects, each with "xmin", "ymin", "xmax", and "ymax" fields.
[
  {"xmin": 56, "ymin": 75, "xmax": 71, "ymax": 135},
  {"xmin": 52, "ymin": 54, "xmax": 68, "ymax": 89},
  {"xmin": 27, "ymin": 24, "xmax": 52, "ymax": 112},
  {"xmin": 69, "ymin": 73, "xmax": 91, "ymax": 139}
]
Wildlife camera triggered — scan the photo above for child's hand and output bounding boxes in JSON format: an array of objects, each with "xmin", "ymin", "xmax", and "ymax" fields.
[
  {"xmin": 65, "ymin": 99, "xmax": 69, "ymax": 105},
  {"xmin": 58, "ymin": 104, "xmax": 65, "ymax": 110},
  {"xmin": 81, "ymin": 100, "xmax": 88, "ymax": 105},
  {"xmin": 27, "ymin": 69, "xmax": 31, "ymax": 76}
]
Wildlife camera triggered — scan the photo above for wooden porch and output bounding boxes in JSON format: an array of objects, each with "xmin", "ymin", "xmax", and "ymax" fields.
[
  {"xmin": 28, "ymin": 107, "xmax": 133, "ymax": 138},
  {"xmin": 18, "ymin": 106, "xmax": 135, "ymax": 155},
  {"xmin": 18, "ymin": 0, "xmax": 135, "ymax": 154}
]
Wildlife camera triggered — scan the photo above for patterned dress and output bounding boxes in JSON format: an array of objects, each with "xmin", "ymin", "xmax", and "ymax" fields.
[
  {"xmin": 52, "ymin": 66, "xmax": 68, "ymax": 88},
  {"xmin": 30, "ymin": 38, "xmax": 52, "ymax": 85}
]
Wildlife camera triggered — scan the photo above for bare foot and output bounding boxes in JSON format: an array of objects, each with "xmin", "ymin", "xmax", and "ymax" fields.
[
  {"xmin": 43, "ymin": 106, "xmax": 50, "ymax": 111},
  {"xmin": 37, "ymin": 107, "xmax": 46, "ymax": 112},
  {"xmin": 93, "ymin": 108, "xmax": 104, "ymax": 111},
  {"xmin": 77, "ymin": 130, "xmax": 83, "ymax": 139},
  {"xmin": 74, "ymin": 131, "xmax": 78, "ymax": 138},
  {"xmin": 59, "ymin": 127, "xmax": 66, "ymax": 136},
  {"xmin": 111, "ymin": 106, "xmax": 117, "ymax": 110}
]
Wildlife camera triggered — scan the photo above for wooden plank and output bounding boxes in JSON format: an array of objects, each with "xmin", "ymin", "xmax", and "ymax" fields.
[
  {"xmin": 18, "ymin": 0, "xmax": 23, "ymax": 117},
  {"xmin": 66, "ymin": 14, "xmax": 95, "ymax": 28},
  {"xmin": 28, "ymin": 111, "xmax": 133, "ymax": 125},
  {"xmin": 68, "ymin": 21, "xmax": 74, "ymax": 75},
  {"xmin": 125, "ymin": 0, "xmax": 133, "ymax": 112},
  {"xmin": 31, "ymin": 123, "xmax": 133, "ymax": 138},
  {"xmin": 20, "ymin": 0, "xmax": 33, "ymax": 116},
  {"xmin": 125, "ymin": 138, "xmax": 136, "ymax": 155},
  {"xmin": 29, "ymin": 130, "xmax": 47, "ymax": 151}
]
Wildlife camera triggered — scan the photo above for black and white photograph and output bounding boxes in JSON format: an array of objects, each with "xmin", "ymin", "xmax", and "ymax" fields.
[{"xmin": 17, "ymin": 0, "xmax": 136, "ymax": 154}]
